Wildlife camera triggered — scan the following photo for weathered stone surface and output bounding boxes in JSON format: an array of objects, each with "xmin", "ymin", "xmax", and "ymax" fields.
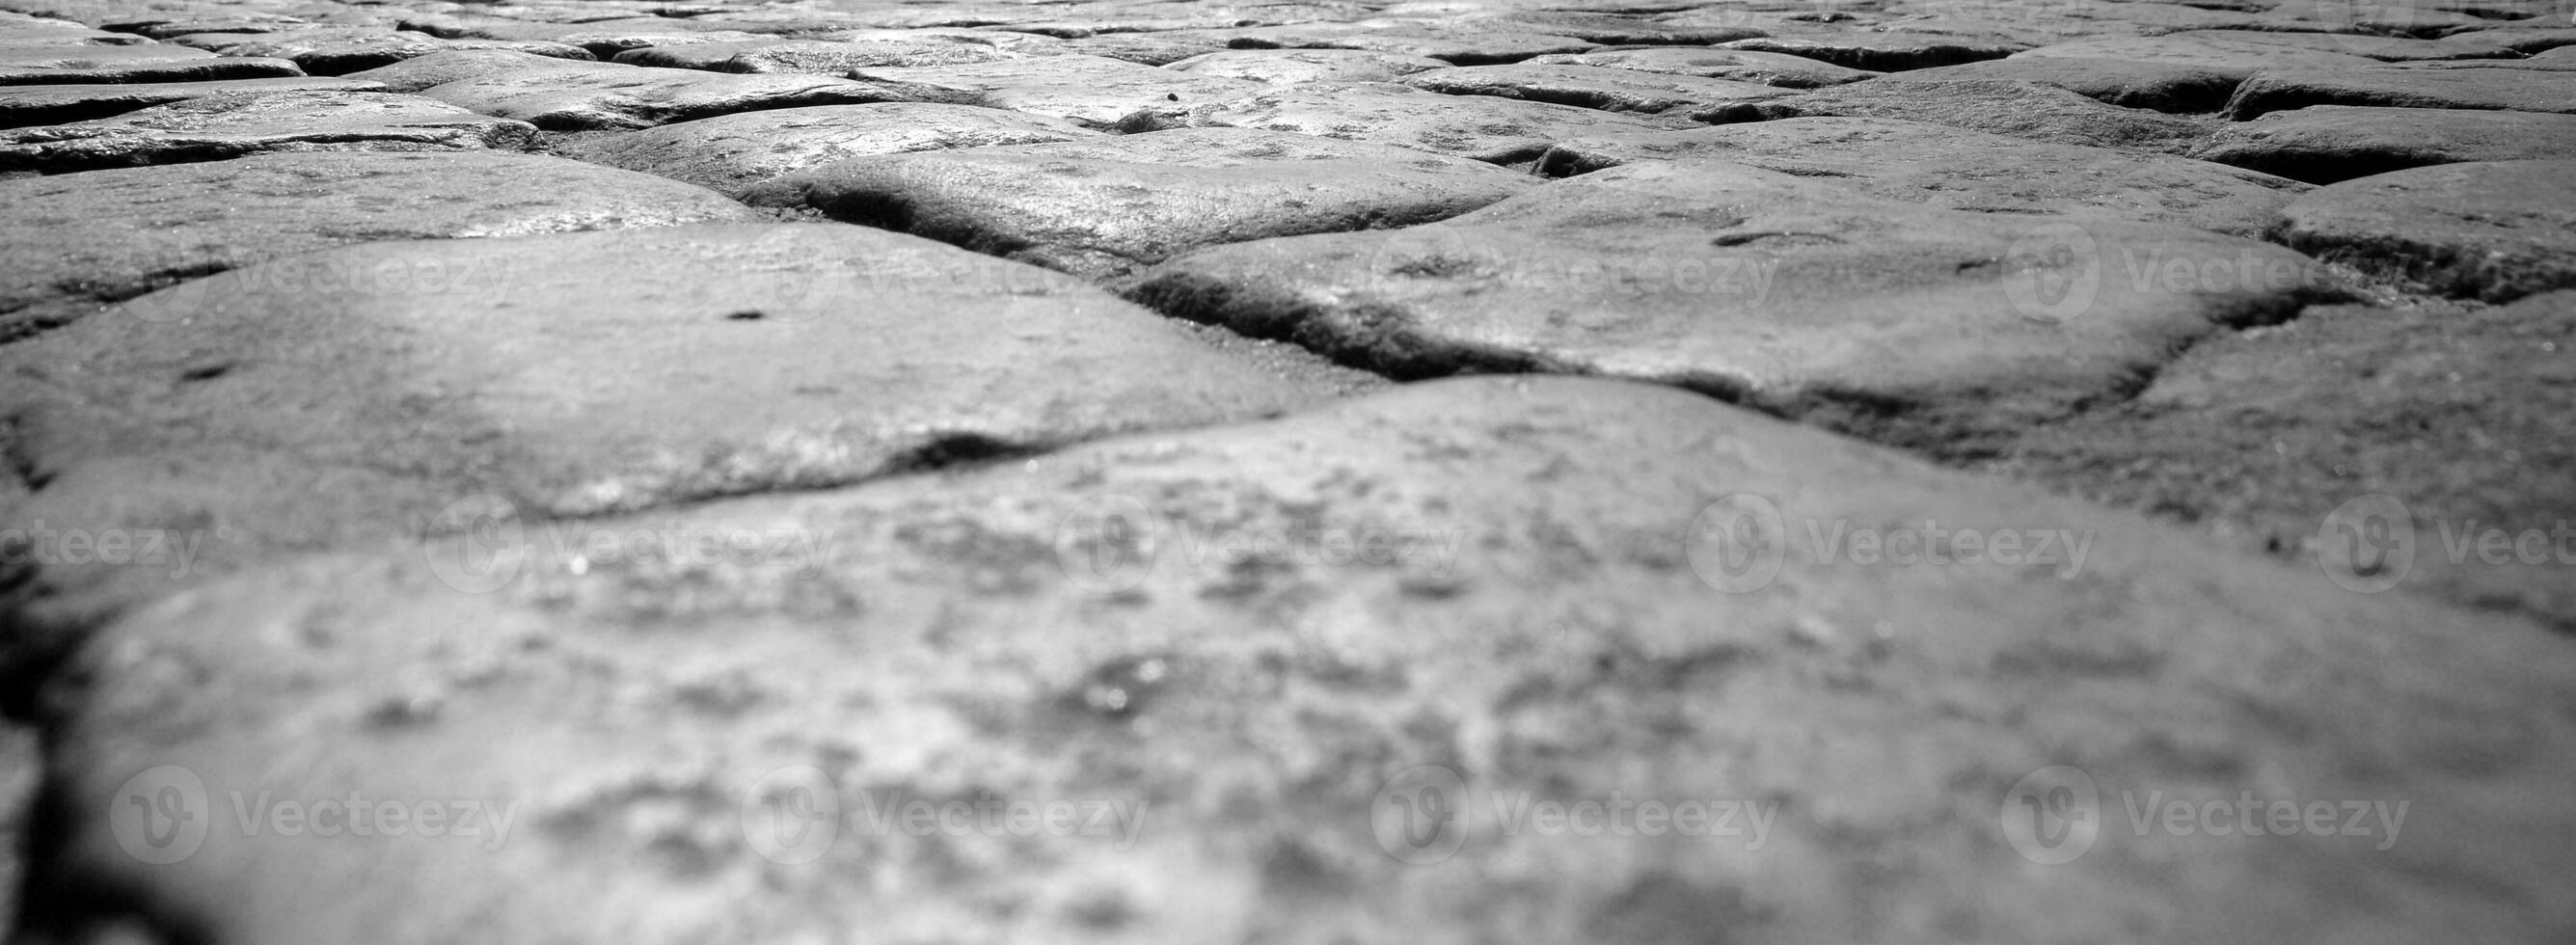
[
  {"xmin": 744, "ymin": 127, "xmax": 1538, "ymax": 279},
  {"xmin": 1701, "ymin": 76, "xmax": 2218, "ymax": 151},
  {"xmin": 0, "ymin": 150, "xmax": 758, "ymax": 337},
  {"xmin": 1162, "ymin": 47, "xmax": 1451, "ymax": 85},
  {"xmin": 1397, "ymin": 63, "xmax": 1792, "ymax": 114},
  {"xmin": 2166, "ymin": 27, "xmax": 2523, "ymax": 62},
  {"xmin": 0, "ymin": 74, "xmax": 378, "ymax": 126},
  {"xmin": 1117, "ymin": 82, "xmax": 1687, "ymax": 165},
  {"xmin": 34, "ymin": 374, "xmax": 2576, "ymax": 944},
  {"xmin": 1222, "ymin": 22, "xmax": 1597, "ymax": 64},
  {"xmin": 1469, "ymin": 11, "xmax": 1768, "ymax": 45},
  {"xmin": 843, "ymin": 54, "xmax": 1260, "ymax": 126},
  {"xmin": 2227, "ymin": 66, "xmax": 2576, "ymax": 118},
  {"xmin": 342, "ymin": 47, "xmax": 587, "ymax": 92},
  {"xmin": 1717, "ymin": 32, "xmax": 2030, "ymax": 70},
  {"xmin": 170, "ymin": 27, "xmax": 594, "ymax": 74},
  {"xmin": 1130, "ymin": 160, "xmax": 2346, "ymax": 447},
  {"xmin": 615, "ymin": 38, "xmax": 1025, "ymax": 72},
  {"xmin": 2277, "ymin": 160, "xmax": 2576, "ymax": 302},
  {"xmin": 2191, "ymin": 105, "xmax": 2576, "ymax": 182},
  {"xmin": 2015, "ymin": 34, "xmax": 2388, "ymax": 76},
  {"xmin": 0, "ymin": 223, "xmax": 1372, "ymax": 626},
  {"xmin": 2443, "ymin": 26, "xmax": 2576, "ymax": 53},
  {"xmin": 1986, "ymin": 290, "xmax": 2576, "ymax": 629},
  {"xmin": 557, "ymin": 101, "xmax": 1096, "ymax": 197},
  {"xmin": 0, "ymin": 89, "xmax": 535, "ymax": 172},
  {"xmin": 1524, "ymin": 46, "xmax": 1880, "ymax": 89},
  {"xmin": 0, "ymin": 40, "xmax": 303, "ymax": 84},
  {"xmin": 1052, "ymin": 28, "xmax": 1237, "ymax": 66},
  {"xmin": 1888, "ymin": 55, "xmax": 2242, "ymax": 112},
  {"xmin": 411, "ymin": 58, "xmax": 911, "ymax": 130},
  {"xmin": 1538, "ymin": 118, "xmax": 2305, "ymax": 237}
]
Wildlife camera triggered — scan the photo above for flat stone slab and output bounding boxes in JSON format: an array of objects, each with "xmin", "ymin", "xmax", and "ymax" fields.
[
  {"xmin": 342, "ymin": 48, "xmax": 593, "ymax": 92},
  {"xmin": 1717, "ymin": 32, "xmax": 2031, "ymax": 70},
  {"xmin": 1162, "ymin": 48, "xmax": 1452, "ymax": 85},
  {"xmin": 0, "ymin": 150, "xmax": 759, "ymax": 338},
  {"xmin": 2015, "ymin": 34, "xmax": 2388, "ymax": 77},
  {"xmin": 843, "ymin": 54, "xmax": 1261, "ymax": 127},
  {"xmin": 1117, "ymin": 82, "xmax": 1688, "ymax": 165},
  {"xmin": 743, "ymin": 127, "xmax": 1538, "ymax": 280},
  {"xmin": 558, "ymin": 101, "xmax": 1097, "ymax": 197},
  {"xmin": 0, "ymin": 223, "xmax": 1369, "ymax": 622},
  {"xmin": 170, "ymin": 26, "xmax": 594, "ymax": 75},
  {"xmin": 1887, "ymin": 56, "xmax": 2243, "ymax": 113},
  {"xmin": 1129, "ymin": 160, "xmax": 2346, "ymax": 447},
  {"xmin": 1988, "ymin": 289, "xmax": 2576, "ymax": 630},
  {"xmin": 614, "ymin": 38, "xmax": 1026, "ymax": 72},
  {"xmin": 1537, "ymin": 117, "xmax": 2306, "ymax": 237},
  {"xmin": 2165, "ymin": 27, "xmax": 2523, "ymax": 62},
  {"xmin": 2227, "ymin": 66, "xmax": 2576, "ymax": 118},
  {"xmin": 2276, "ymin": 159, "xmax": 2576, "ymax": 302},
  {"xmin": 410, "ymin": 57, "xmax": 912, "ymax": 130},
  {"xmin": 36, "ymin": 374, "xmax": 2576, "ymax": 943},
  {"xmin": 1523, "ymin": 47, "xmax": 1881, "ymax": 89},
  {"xmin": 2443, "ymin": 26, "xmax": 2576, "ymax": 53},
  {"xmin": 0, "ymin": 75, "xmax": 379, "ymax": 127},
  {"xmin": 1396, "ymin": 63, "xmax": 1793, "ymax": 114},
  {"xmin": 1702, "ymin": 76, "xmax": 2217, "ymax": 152},
  {"xmin": 0, "ymin": 89, "xmax": 536, "ymax": 173},
  {"xmin": 0, "ymin": 40, "xmax": 303, "ymax": 84},
  {"xmin": 1222, "ymin": 22, "xmax": 1598, "ymax": 64},
  {"xmin": 2191, "ymin": 105, "xmax": 2576, "ymax": 182}
]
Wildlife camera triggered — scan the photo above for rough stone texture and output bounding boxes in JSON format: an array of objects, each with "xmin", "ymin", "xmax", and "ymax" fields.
[
  {"xmin": 0, "ymin": 222, "xmax": 1374, "ymax": 631},
  {"xmin": 1129, "ymin": 161, "xmax": 2346, "ymax": 449},
  {"xmin": 1523, "ymin": 46, "xmax": 1881, "ymax": 89},
  {"xmin": 1221, "ymin": 22, "xmax": 1598, "ymax": 64},
  {"xmin": 2228, "ymin": 66, "xmax": 2576, "ymax": 118},
  {"xmin": 2191, "ymin": 105, "xmax": 2576, "ymax": 183},
  {"xmin": 2444, "ymin": 26, "xmax": 2576, "ymax": 53},
  {"xmin": 0, "ymin": 74, "xmax": 377, "ymax": 126},
  {"xmin": 2164, "ymin": 27, "xmax": 2525, "ymax": 62},
  {"xmin": 1162, "ymin": 48, "xmax": 1456, "ymax": 85},
  {"xmin": 340, "ymin": 47, "xmax": 582, "ymax": 92},
  {"xmin": 170, "ymin": 26, "xmax": 594, "ymax": 74},
  {"xmin": 0, "ymin": 41, "xmax": 303, "ymax": 84},
  {"xmin": 1536, "ymin": 118, "xmax": 2307, "ymax": 237},
  {"xmin": 2014, "ymin": 34, "xmax": 2390, "ymax": 76},
  {"xmin": 617, "ymin": 38, "xmax": 1027, "ymax": 73},
  {"xmin": 1117, "ymin": 82, "xmax": 1689, "ymax": 165},
  {"xmin": 1396, "ymin": 63, "xmax": 1793, "ymax": 114},
  {"xmin": 0, "ymin": 150, "xmax": 758, "ymax": 337},
  {"xmin": 33, "ymin": 375, "xmax": 2576, "ymax": 944},
  {"xmin": 556, "ymin": 101, "xmax": 1096, "ymax": 197},
  {"xmin": 0, "ymin": 89, "xmax": 535, "ymax": 172},
  {"xmin": 1717, "ymin": 32, "xmax": 2031, "ymax": 70},
  {"xmin": 1985, "ymin": 290, "xmax": 2576, "ymax": 629},
  {"xmin": 2276, "ymin": 160, "xmax": 2576, "ymax": 302},
  {"xmin": 842, "ymin": 54, "xmax": 1261, "ymax": 127},
  {"xmin": 1885, "ymin": 56, "xmax": 2244, "ymax": 113},
  {"xmin": 743, "ymin": 127, "xmax": 1539, "ymax": 280},
  {"xmin": 1700, "ymin": 76, "xmax": 2219, "ymax": 152},
  {"xmin": 410, "ymin": 58, "xmax": 912, "ymax": 130}
]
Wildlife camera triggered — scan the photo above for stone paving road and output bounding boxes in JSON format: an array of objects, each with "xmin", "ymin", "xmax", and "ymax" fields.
[{"xmin": 1, "ymin": 0, "xmax": 2573, "ymax": 940}]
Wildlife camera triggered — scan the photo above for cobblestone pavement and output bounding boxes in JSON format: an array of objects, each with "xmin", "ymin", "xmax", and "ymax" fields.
[{"xmin": 2, "ymin": 0, "xmax": 2574, "ymax": 940}]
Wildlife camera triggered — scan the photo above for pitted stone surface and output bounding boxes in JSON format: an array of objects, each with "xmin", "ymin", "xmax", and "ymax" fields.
[
  {"xmin": 36, "ymin": 375, "xmax": 2576, "ymax": 944},
  {"xmin": 1524, "ymin": 46, "xmax": 1880, "ymax": 88},
  {"xmin": 341, "ymin": 47, "xmax": 587, "ymax": 92},
  {"xmin": 841, "ymin": 54, "xmax": 1261, "ymax": 127},
  {"xmin": 2013, "ymin": 34, "xmax": 2390, "ymax": 76},
  {"xmin": 1701, "ymin": 76, "xmax": 2218, "ymax": 151},
  {"xmin": 170, "ymin": 26, "xmax": 593, "ymax": 74},
  {"xmin": 2276, "ymin": 159, "xmax": 2576, "ymax": 302},
  {"xmin": 1117, "ymin": 81, "xmax": 1688, "ymax": 165},
  {"xmin": 1130, "ymin": 161, "xmax": 2346, "ymax": 447},
  {"xmin": 0, "ymin": 222, "xmax": 1373, "ymax": 620},
  {"xmin": 2228, "ymin": 65, "xmax": 2576, "ymax": 118},
  {"xmin": 1397, "ymin": 63, "xmax": 1793, "ymax": 114},
  {"xmin": 616, "ymin": 38, "xmax": 1027, "ymax": 72},
  {"xmin": 1220, "ymin": 22, "xmax": 1598, "ymax": 64},
  {"xmin": 1717, "ymin": 32, "xmax": 2030, "ymax": 71},
  {"xmin": 0, "ymin": 149, "xmax": 757, "ymax": 337},
  {"xmin": 2192, "ymin": 105, "xmax": 2576, "ymax": 182},
  {"xmin": 557, "ymin": 101, "xmax": 1096, "ymax": 197},
  {"xmin": 409, "ymin": 57, "xmax": 912, "ymax": 130},
  {"xmin": 0, "ymin": 89, "xmax": 535, "ymax": 172},
  {"xmin": 1885, "ymin": 56, "xmax": 2243, "ymax": 113},
  {"xmin": 743, "ymin": 126, "xmax": 1538, "ymax": 280},
  {"xmin": 0, "ymin": 40, "xmax": 303, "ymax": 83},
  {"xmin": 1537, "ymin": 118, "xmax": 2306, "ymax": 237},
  {"xmin": 0, "ymin": 74, "xmax": 377, "ymax": 125},
  {"xmin": 1161, "ymin": 48, "xmax": 1452, "ymax": 85}
]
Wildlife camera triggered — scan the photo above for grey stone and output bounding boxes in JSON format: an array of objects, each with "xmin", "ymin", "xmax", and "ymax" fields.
[
  {"xmin": 1221, "ymin": 22, "xmax": 1597, "ymax": 64},
  {"xmin": 1888, "ymin": 55, "xmax": 2242, "ymax": 112},
  {"xmin": 743, "ymin": 126, "xmax": 1539, "ymax": 280},
  {"xmin": 2276, "ymin": 159, "xmax": 2576, "ymax": 302},
  {"xmin": 0, "ymin": 75, "xmax": 379, "ymax": 127},
  {"xmin": 2227, "ymin": 65, "xmax": 2576, "ymax": 118},
  {"xmin": 842, "ymin": 54, "xmax": 1261, "ymax": 127},
  {"xmin": 1524, "ymin": 47, "xmax": 1881, "ymax": 89},
  {"xmin": 557, "ymin": 101, "xmax": 1097, "ymax": 197},
  {"xmin": 1162, "ymin": 48, "xmax": 1452, "ymax": 85},
  {"xmin": 412, "ymin": 57, "xmax": 912, "ymax": 130},
  {"xmin": 1117, "ymin": 81, "xmax": 1689, "ymax": 165},
  {"xmin": 1701, "ymin": 76, "xmax": 2218, "ymax": 152},
  {"xmin": 1717, "ymin": 32, "xmax": 2030, "ymax": 70},
  {"xmin": 2015, "ymin": 34, "xmax": 2387, "ymax": 77},
  {"xmin": 170, "ymin": 27, "xmax": 594, "ymax": 74},
  {"xmin": 1397, "ymin": 63, "xmax": 1793, "ymax": 114},
  {"xmin": 0, "ymin": 89, "xmax": 535, "ymax": 172},
  {"xmin": 2191, "ymin": 105, "xmax": 2576, "ymax": 182}
]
